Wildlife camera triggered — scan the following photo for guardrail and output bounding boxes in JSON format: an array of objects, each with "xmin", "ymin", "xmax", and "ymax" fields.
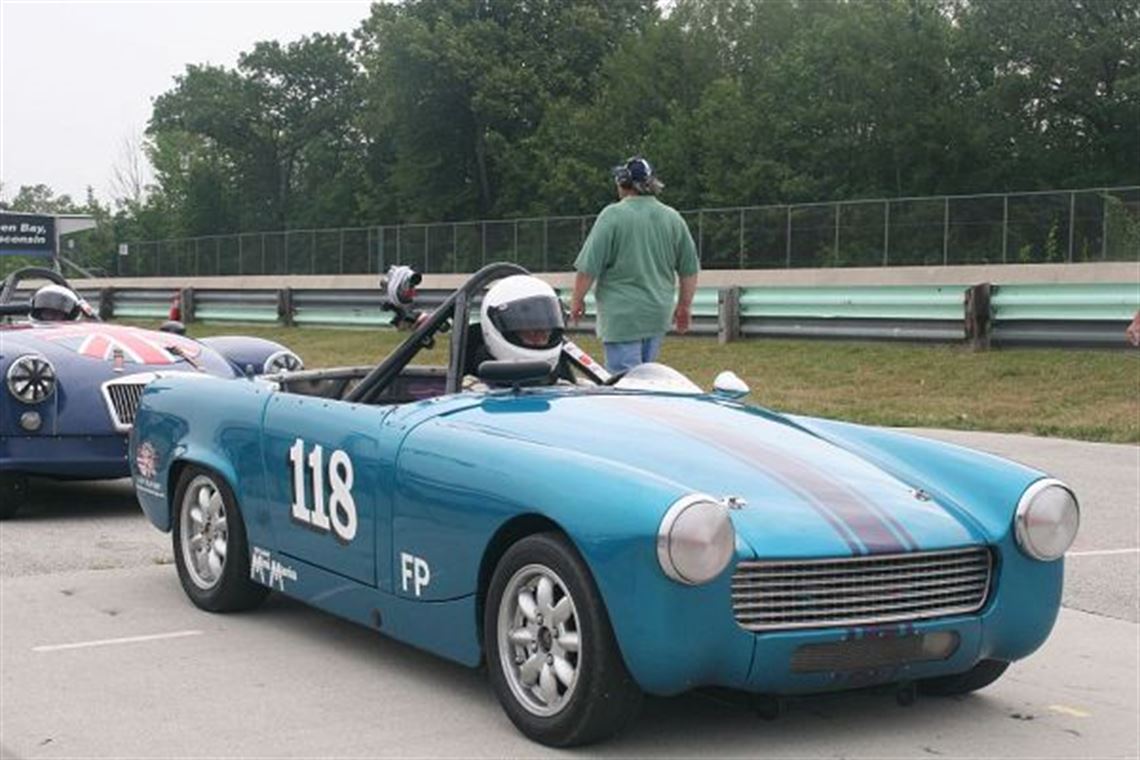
[
  {"xmin": 17, "ymin": 280, "xmax": 1138, "ymax": 348},
  {"xmin": 991, "ymin": 283, "xmax": 1140, "ymax": 347},
  {"xmin": 736, "ymin": 285, "xmax": 968, "ymax": 342}
]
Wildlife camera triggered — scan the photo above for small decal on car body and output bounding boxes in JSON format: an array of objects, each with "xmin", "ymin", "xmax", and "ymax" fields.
[
  {"xmin": 251, "ymin": 547, "xmax": 298, "ymax": 590},
  {"xmin": 400, "ymin": 552, "xmax": 431, "ymax": 596},
  {"xmin": 136, "ymin": 441, "xmax": 158, "ymax": 479},
  {"xmin": 133, "ymin": 441, "xmax": 165, "ymax": 497}
]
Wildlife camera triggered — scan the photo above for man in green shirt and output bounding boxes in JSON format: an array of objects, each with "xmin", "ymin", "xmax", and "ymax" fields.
[{"xmin": 570, "ymin": 156, "xmax": 700, "ymax": 372}]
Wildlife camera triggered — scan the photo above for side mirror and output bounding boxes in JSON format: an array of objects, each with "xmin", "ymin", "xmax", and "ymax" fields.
[
  {"xmin": 712, "ymin": 370, "xmax": 750, "ymax": 399},
  {"xmin": 160, "ymin": 320, "xmax": 187, "ymax": 336},
  {"xmin": 477, "ymin": 359, "xmax": 552, "ymax": 387}
]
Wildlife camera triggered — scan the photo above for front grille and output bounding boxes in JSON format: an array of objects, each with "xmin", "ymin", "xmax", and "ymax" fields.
[
  {"xmin": 732, "ymin": 547, "xmax": 992, "ymax": 632},
  {"xmin": 102, "ymin": 381, "xmax": 147, "ymax": 430}
]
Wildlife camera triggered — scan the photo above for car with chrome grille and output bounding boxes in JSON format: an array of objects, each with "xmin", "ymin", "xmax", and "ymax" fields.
[
  {"xmin": 129, "ymin": 263, "xmax": 1079, "ymax": 747},
  {"xmin": 0, "ymin": 266, "xmax": 302, "ymax": 518}
]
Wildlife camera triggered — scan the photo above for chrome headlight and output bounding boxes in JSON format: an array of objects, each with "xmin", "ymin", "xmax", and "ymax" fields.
[
  {"xmin": 657, "ymin": 494, "xmax": 736, "ymax": 585},
  {"xmin": 1014, "ymin": 479, "xmax": 1079, "ymax": 561},
  {"xmin": 264, "ymin": 350, "xmax": 303, "ymax": 374},
  {"xmin": 6, "ymin": 354, "xmax": 56, "ymax": 404}
]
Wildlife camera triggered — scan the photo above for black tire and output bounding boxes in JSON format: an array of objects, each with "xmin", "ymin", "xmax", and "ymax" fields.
[
  {"xmin": 0, "ymin": 473, "xmax": 29, "ymax": 520},
  {"xmin": 484, "ymin": 532, "xmax": 643, "ymax": 747},
  {"xmin": 918, "ymin": 659, "xmax": 1009, "ymax": 696},
  {"xmin": 172, "ymin": 465, "xmax": 268, "ymax": 612}
]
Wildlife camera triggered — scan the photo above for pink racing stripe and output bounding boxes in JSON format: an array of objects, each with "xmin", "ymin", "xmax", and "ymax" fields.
[{"xmin": 622, "ymin": 398, "xmax": 913, "ymax": 555}]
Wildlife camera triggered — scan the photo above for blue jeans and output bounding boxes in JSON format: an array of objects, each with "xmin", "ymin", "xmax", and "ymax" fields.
[{"xmin": 604, "ymin": 335, "xmax": 663, "ymax": 373}]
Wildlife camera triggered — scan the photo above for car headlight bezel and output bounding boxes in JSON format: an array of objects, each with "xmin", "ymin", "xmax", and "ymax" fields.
[
  {"xmin": 1014, "ymin": 478, "xmax": 1080, "ymax": 561},
  {"xmin": 657, "ymin": 493, "xmax": 736, "ymax": 585},
  {"xmin": 6, "ymin": 354, "xmax": 57, "ymax": 405}
]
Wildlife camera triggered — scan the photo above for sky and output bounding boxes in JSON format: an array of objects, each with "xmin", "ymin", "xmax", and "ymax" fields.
[{"xmin": 0, "ymin": 0, "xmax": 375, "ymax": 205}]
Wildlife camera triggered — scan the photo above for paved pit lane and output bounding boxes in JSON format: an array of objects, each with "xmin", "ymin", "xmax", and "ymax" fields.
[{"xmin": 1, "ymin": 430, "xmax": 1136, "ymax": 758}]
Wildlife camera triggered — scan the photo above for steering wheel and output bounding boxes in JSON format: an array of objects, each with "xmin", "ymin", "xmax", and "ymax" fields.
[{"xmin": 0, "ymin": 266, "xmax": 97, "ymax": 320}]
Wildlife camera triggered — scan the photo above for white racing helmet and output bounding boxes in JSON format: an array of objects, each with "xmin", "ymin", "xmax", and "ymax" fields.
[
  {"xmin": 480, "ymin": 275, "xmax": 565, "ymax": 370},
  {"xmin": 30, "ymin": 284, "xmax": 82, "ymax": 321}
]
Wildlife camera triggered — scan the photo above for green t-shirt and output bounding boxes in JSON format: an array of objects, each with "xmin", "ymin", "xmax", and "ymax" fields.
[{"xmin": 573, "ymin": 196, "xmax": 700, "ymax": 343}]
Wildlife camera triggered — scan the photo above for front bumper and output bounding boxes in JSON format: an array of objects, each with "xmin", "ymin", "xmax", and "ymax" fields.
[
  {"xmin": 0, "ymin": 433, "xmax": 129, "ymax": 479},
  {"xmin": 601, "ymin": 541, "xmax": 1064, "ymax": 697}
]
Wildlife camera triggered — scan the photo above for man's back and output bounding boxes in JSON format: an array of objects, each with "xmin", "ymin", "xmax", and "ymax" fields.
[{"xmin": 575, "ymin": 196, "xmax": 698, "ymax": 343}]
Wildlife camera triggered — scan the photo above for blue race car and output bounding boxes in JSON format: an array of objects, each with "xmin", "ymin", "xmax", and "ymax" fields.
[
  {"xmin": 130, "ymin": 263, "xmax": 1079, "ymax": 747},
  {"xmin": 0, "ymin": 267, "xmax": 302, "ymax": 518}
]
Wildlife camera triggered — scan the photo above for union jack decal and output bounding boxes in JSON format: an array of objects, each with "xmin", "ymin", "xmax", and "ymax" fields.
[
  {"xmin": 136, "ymin": 441, "xmax": 159, "ymax": 479},
  {"xmin": 40, "ymin": 324, "xmax": 201, "ymax": 366}
]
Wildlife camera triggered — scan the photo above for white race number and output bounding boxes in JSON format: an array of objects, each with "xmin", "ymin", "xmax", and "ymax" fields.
[{"xmin": 289, "ymin": 438, "xmax": 357, "ymax": 542}]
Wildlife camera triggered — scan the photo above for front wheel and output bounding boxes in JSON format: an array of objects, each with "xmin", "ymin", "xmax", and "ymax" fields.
[
  {"xmin": 172, "ymin": 466, "xmax": 268, "ymax": 612},
  {"xmin": 484, "ymin": 532, "xmax": 642, "ymax": 747},
  {"xmin": 919, "ymin": 659, "xmax": 1009, "ymax": 696}
]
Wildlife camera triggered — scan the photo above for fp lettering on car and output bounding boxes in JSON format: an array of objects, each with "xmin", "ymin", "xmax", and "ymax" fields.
[{"xmin": 400, "ymin": 552, "xmax": 431, "ymax": 596}]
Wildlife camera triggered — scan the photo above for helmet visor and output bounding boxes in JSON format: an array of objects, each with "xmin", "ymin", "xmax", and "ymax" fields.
[{"xmin": 488, "ymin": 295, "xmax": 565, "ymax": 350}]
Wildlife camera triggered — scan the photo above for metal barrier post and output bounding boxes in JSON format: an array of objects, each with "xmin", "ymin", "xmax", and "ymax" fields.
[
  {"xmin": 98, "ymin": 287, "xmax": 114, "ymax": 320},
  {"xmin": 339, "ymin": 229, "xmax": 345, "ymax": 273},
  {"xmin": 718, "ymin": 287, "xmax": 741, "ymax": 344},
  {"xmin": 965, "ymin": 283, "xmax": 991, "ymax": 351},
  {"xmin": 181, "ymin": 287, "xmax": 196, "ymax": 324},
  {"xmin": 278, "ymin": 288, "xmax": 293, "ymax": 326}
]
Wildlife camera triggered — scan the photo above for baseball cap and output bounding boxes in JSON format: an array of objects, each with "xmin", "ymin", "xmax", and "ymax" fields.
[{"xmin": 612, "ymin": 156, "xmax": 664, "ymax": 194}]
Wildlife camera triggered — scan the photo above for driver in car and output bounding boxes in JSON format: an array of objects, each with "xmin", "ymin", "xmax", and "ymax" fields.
[
  {"xmin": 29, "ymin": 284, "xmax": 85, "ymax": 322},
  {"xmin": 467, "ymin": 275, "xmax": 574, "ymax": 386}
]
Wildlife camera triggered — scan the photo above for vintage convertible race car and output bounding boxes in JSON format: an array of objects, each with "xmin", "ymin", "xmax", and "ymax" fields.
[
  {"xmin": 130, "ymin": 263, "xmax": 1079, "ymax": 746},
  {"xmin": 0, "ymin": 267, "xmax": 302, "ymax": 518}
]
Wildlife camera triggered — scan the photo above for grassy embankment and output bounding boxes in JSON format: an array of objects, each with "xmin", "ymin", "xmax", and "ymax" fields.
[{"xmin": 142, "ymin": 322, "xmax": 1139, "ymax": 444}]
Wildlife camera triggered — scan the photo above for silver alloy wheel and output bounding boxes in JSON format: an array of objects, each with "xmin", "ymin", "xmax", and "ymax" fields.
[
  {"xmin": 179, "ymin": 474, "xmax": 229, "ymax": 590},
  {"xmin": 497, "ymin": 563, "xmax": 582, "ymax": 717}
]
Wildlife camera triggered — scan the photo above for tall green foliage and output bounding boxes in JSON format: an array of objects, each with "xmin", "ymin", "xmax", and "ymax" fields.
[{"xmin": 59, "ymin": 0, "xmax": 1140, "ymax": 252}]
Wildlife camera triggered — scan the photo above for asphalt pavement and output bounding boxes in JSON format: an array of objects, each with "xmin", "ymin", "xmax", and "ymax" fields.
[{"xmin": 0, "ymin": 429, "xmax": 1136, "ymax": 758}]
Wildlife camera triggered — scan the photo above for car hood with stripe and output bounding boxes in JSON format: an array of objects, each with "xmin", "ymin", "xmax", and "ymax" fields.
[{"xmin": 441, "ymin": 392, "xmax": 991, "ymax": 558}]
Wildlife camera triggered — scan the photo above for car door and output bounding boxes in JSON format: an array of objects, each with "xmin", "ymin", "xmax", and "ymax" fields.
[{"xmin": 261, "ymin": 392, "xmax": 391, "ymax": 586}]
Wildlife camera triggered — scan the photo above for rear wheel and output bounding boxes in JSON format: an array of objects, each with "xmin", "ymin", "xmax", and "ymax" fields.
[
  {"xmin": 919, "ymin": 659, "xmax": 1009, "ymax": 696},
  {"xmin": 172, "ymin": 466, "xmax": 267, "ymax": 612},
  {"xmin": 484, "ymin": 532, "xmax": 642, "ymax": 747},
  {"xmin": 0, "ymin": 473, "xmax": 29, "ymax": 520}
]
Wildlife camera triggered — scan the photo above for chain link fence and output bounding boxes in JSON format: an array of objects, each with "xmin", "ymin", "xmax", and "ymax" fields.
[{"xmin": 111, "ymin": 186, "xmax": 1139, "ymax": 278}]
